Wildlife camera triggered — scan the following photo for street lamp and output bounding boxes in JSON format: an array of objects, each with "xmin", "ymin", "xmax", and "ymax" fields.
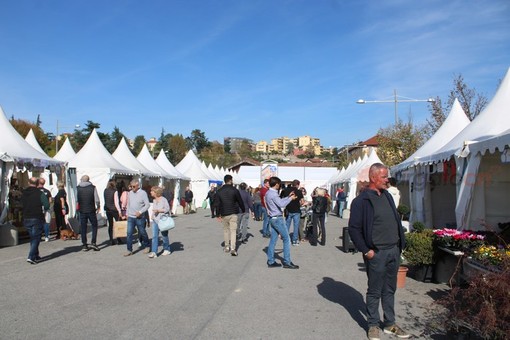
[
  {"xmin": 56, "ymin": 120, "xmax": 80, "ymax": 152},
  {"xmin": 356, "ymin": 89, "xmax": 435, "ymax": 124}
]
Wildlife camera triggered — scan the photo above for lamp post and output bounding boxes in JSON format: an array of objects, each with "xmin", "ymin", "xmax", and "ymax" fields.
[
  {"xmin": 356, "ymin": 89, "xmax": 435, "ymax": 125},
  {"xmin": 56, "ymin": 120, "xmax": 80, "ymax": 152}
]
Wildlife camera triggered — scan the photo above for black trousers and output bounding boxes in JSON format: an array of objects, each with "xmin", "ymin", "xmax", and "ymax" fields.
[{"xmin": 311, "ymin": 213, "xmax": 326, "ymax": 245}]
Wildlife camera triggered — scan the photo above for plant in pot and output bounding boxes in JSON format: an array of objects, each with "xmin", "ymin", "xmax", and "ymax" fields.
[
  {"xmin": 397, "ymin": 204, "xmax": 410, "ymax": 221},
  {"xmin": 404, "ymin": 228, "xmax": 434, "ymax": 282}
]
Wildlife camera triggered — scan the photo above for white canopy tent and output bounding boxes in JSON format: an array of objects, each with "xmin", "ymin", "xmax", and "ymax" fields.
[
  {"xmin": 53, "ymin": 138, "xmax": 76, "ymax": 162},
  {"xmin": 25, "ymin": 128, "xmax": 60, "ymax": 195},
  {"xmin": 391, "ymin": 99, "xmax": 470, "ymax": 227},
  {"xmin": 155, "ymin": 150, "xmax": 190, "ymax": 214},
  {"xmin": 112, "ymin": 138, "xmax": 160, "ymax": 178},
  {"xmin": 237, "ymin": 165, "xmax": 337, "ymax": 201},
  {"xmin": 0, "ymin": 107, "xmax": 63, "ymax": 223},
  {"xmin": 175, "ymin": 150, "xmax": 215, "ymax": 209},
  {"xmin": 67, "ymin": 129, "xmax": 138, "ymax": 218}
]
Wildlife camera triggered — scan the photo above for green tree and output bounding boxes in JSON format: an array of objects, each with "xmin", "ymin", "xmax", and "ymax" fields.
[
  {"xmin": 10, "ymin": 118, "xmax": 52, "ymax": 154},
  {"xmin": 426, "ymin": 74, "xmax": 488, "ymax": 137},
  {"xmin": 167, "ymin": 134, "xmax": 188, "ymax": 164},
  {"xmin": 131, "ymin": 135, "xmax": 146, "ymax": 156},
  {"xmin": 377, "ymin": 121, "xmax": 426, "ymax": 167},
  {"xmin": 153, "ymin": 128, "xmax": 170, "ymax": 156},
  {"xmin": 237, "ymin": 140, "xmax": 253, "ymax": 159},
  {"xmin": 106, "ymin": 126, "xmax": 126, "ymax": 153},
  {"xmin": 186, "ymin": 129, "xmax": 211, "ymax": 153}
]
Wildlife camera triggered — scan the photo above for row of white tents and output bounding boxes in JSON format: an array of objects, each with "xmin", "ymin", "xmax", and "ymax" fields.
[
  {"xmin": 0, "ymin": 106, "xmax": 245, "ymax": 223},
  {"xmin": 326, "ymin": 66, "xmax": 510, "ymax": 232}
]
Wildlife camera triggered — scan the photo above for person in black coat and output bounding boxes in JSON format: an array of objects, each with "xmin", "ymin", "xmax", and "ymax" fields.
[{"xmin": 310, "ymin": 188, "xmax": 328, "ymax": 246}]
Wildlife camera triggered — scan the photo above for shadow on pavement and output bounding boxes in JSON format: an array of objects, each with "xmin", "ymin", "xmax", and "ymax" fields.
[
  {"xmin": 42, "ymin": 245, "xmax": 83, "ymax": 261},
  {"xmin": 317, "ymin": 277, "xmax": 367, "ymax": 330}
]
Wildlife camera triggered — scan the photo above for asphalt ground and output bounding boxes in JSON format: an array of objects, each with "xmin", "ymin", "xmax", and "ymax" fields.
[{"xmin": 0, "ymin": 209, "xmax": 450, "ymax": 340}]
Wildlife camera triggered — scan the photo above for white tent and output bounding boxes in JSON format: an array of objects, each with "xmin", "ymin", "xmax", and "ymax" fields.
[
  {"xmin": 112, "ymin": 138, "xmax": 160, "ymax": 177},
  {"xmin": 25, "ymin": 129, "xmax": 48, "ymax": 155},
  {"xmin": 155, "ymin": 150, "xmax": 190, "ymax": 214},
  {"xmin": 175, "ymin": 150, "xmax": 214, "ymax": 209},
  {"xmin": 0, "ymin": 107, "xmax": 63, "ymax": 223},
  {"xmin": 54, "ymin": 138, "xmax": 76, "ymax": 162},
  {"xmin": 25, "ymin": 128, "xmax": 60, "ymax": 195},
  {"xmin": 391, "ymin": 99, "xmax": 470, "ymax": 227},
  {"xmin": 136, "ymin": 145, "xmax": 177, "ymax": 181},
  {"xmin": 67, "ymin": 129, "xmax": 138, "ymax": 217},
  {"xmin": 237, "ymin": 165, "xmax": 337, "ymax": 201}
]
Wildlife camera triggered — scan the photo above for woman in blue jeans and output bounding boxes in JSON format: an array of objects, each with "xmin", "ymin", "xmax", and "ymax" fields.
[{"xmin": 148, "ymin": 186, "xmax": 171, "ymax": 258}]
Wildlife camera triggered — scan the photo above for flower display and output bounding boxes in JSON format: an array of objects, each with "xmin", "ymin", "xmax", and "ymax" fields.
[
  {"xmin": 433, "ymin": 228, "xmax": 485, "ymax": 252},
  {"xmin": 472, "ymin": 245, "xmax": 510, "ymax": 267}
]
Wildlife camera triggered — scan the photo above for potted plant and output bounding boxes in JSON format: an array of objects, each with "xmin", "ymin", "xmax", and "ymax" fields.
[
  {"xmin": 397, "ymin": 204, "xmax": 410, "ymax": 221},
  {"xmin": 397, "ymin": 255, "xmax": 408, "ymax": 289},
  {"xmin": 404, "ymin": 228, "xmax": 434, "ymax": 282}
]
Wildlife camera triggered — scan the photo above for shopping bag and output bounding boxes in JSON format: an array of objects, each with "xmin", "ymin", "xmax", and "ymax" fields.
[
  {"xmin": 202, "ymin": 200, "xmax": 207, "ymax": 209},
  {"xmin": 113, "ymin": 220, "xmax": 127, "ymax": 238}
]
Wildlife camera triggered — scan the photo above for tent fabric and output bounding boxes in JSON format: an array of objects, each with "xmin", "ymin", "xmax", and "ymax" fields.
[
  {"xmin": 25, "ymin": 129, "xmax": 48, "ymax": 155},
  {"xmin": 418, "ymin": 67, "xmax": 510, "ymax": 165},
  {"xmin": 53, "ymin": 138, "xmax": 76, "ymax": 162},
  {"xmin": 136, "ymin": 145, "xmax": 177, "ymax": 179},
  {"xmin": 155, "ymin": 150, "xmax": 190, "ymax": 180},
  {"xmin": 175, "ymin": 150, "xmax": 213, "ymax": 180},
  {"xmin": 0, "ymin": 106, "xmax": 62, "ymax": 167},
  {"xmin": 392, "ymin": 99, "xmax": 470, "ymax": 173},
  {"xmin": 67, "ymin": 129, "xmax": 138, "ymax": 217},
  {"xmin": 112, "ymin": 138, "xmax": 160, "ymax": 177}
]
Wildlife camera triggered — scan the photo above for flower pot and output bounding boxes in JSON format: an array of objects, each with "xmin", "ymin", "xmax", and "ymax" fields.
[
  {"xmin": 409, "ymin": 264, "xmax": 434, "ymax": 282},
  {"xmin": 397, "ymin": 266, "xmax": 408, "ymax": 288},
  {"xmin": 433, "ymin": 247, "xmax": 463, "ymax": 285}
]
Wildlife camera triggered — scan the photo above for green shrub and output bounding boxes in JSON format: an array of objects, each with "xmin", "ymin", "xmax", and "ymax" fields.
[
  {"xmin": 404, "ymin": 229, "xmax": 434, "ymax": 265},
  {"xmin": 412, "ymin": 221, "xmax": 426, "ymax": 233}
]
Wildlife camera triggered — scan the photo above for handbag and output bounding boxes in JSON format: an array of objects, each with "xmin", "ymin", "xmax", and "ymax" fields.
[
  {"xmin": 202, "ymin": 199, "xmax": 207, "ymax": 209},
  {"xmin": 158, "ymin": 214, "xmax": 175, "ymax": 231}
]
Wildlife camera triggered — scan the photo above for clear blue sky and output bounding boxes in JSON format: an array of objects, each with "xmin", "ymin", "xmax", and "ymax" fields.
[{"xmin": 1, "ymin": 0, "xmax": 509, "ymax": 148}]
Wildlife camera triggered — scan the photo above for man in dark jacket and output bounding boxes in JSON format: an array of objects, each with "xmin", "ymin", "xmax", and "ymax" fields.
[
  {"xmin": 348, "ymin": 163, "xmax": 408, "ymax": 340},
  {"xmin": 184, "ymin": 187, "xmax": 193, "ymax": 214},
  {"xmin": 214, "ymin": 175, "xmax": 245, "ymax": 256},
  {"xmin": 22, "ymin": 177, "xmax": 50, "ymax": 264},
  {"xmin": 77, "ymin": 175, "xmax": 101, "ymax": 252}
]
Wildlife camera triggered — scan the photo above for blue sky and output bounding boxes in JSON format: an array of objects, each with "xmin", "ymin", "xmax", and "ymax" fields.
[{"xmin": 1, "ymin": 0, "xmax": 509, "ymax": 148}]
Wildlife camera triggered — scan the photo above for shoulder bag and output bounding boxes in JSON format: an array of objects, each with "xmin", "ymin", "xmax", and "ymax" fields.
[{"xmin": 158, "ymin": 214, "xmax": 175, "ymax": 231}]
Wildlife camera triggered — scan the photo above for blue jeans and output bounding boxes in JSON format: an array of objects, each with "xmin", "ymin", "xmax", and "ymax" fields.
[
  {"xmin": 151, "ymin": 221, "xmax": 170, "ymax": 253},
  {"xmin": 339, "ymin": 201, "xmax": 346, "ymax": 218},
  {"xmin": 253, "ymin": 203, "xmax": 262, "ymax": 220},
  {"xmin": 261, "ymin": 207, "xmax": 269, "ymax": 236},
  {"xmin": 267, "ymin": 216, "xmax": 292, "ymax": 265},
  {"xmin": 24, "ymin": 218, "xmax": 43, "ymax": 260},
  {"xmin": 127, "ymin": 216, "xmax": 150, "ymax": 252},
  {"xmin": 80, "ymin": 212, "xmax": 98, "ymax": 246},
  {"xmin": 286, "ymin": 212, "xmax": 300, "ymax": 243},
  {"xmin": 365, "ymin": 245, "xmax": 400, "ymax": 327}
]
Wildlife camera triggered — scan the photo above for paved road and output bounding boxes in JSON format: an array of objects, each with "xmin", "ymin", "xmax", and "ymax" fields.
[{"xmin": 0, "ymin": 209, "xmax": 449, "ymax": 339}]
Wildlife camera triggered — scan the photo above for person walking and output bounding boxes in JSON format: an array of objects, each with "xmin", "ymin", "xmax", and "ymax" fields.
[
  {"xmin": 311, "ymin": 188, "xmax": 328, "ymax": 246},
  {"xmin": 104, "ymin": 180, "xmax": 123, "ymax": 245},
  {"xmin": 22, "ymin": 177, "xmax": 49, "ymax": 264},
  {"xmin": 77, "ymin": 175, "xmax": 101, "ymax": 251},
  {"xmin": 38, "ymin": 178, "xmax": 53, "ymax": 242},
  {"xmin": 237, "ymin": 182, "xmax": 253, "ymax": 244},
  {"xmin": 214, "ymin": 175, "xmax": 245, "ymax": 256},
  {"xmin": 205, "ymin": 185, "xmax": 217, "ymax": 218},
  {"xmin": 336, "ymin": 186, "xmax": 347, "ymax": 218},
  {"xmin": 53, "ymin": 181, "xmax": 68, "ymax": 240},
  {"xmin": 252, "ymin": 187, "xmax": 262, "ymax": 221},
  {"xmin": 259, "ymin": 179, "xmax": 270, "ymax": 238},
  {"xmin": 265, "ymin": 176, "xmax": 299, "ymax": 269},
  {"xmin": 124, "ymin": 179, "xmax": 151, "ymax": 256},
  {"xmin": 281, "ymin": 179, "xmax": 304, "ymax": 246},
  {"xmin": 348, "ymin": 163, "xmax": 409, "ymax": 340},
  {"xmin": 184, "ymin": 186, "xmax": 193, "ymax": 214},
  {"xmin": 148, "ymin": 186, "xmax": 171, "ymax": 258}
]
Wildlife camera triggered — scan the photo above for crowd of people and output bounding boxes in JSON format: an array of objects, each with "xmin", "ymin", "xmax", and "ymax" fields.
[{"xmin": 18, "ymin": 164, "xmax": 409, "ymax": 339}]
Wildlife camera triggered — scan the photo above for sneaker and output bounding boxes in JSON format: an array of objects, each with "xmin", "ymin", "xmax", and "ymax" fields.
[
  {"xmin": 162, "ymin": 250, "xmax": 171, "ymax": 256},
  {"xmin": 231, "ymin": 249, "xmax": 238, "ymax": 256},
  {"xmin": 44, "ymin": 237, "xmax": 49, "ymax": 242},
  {"xmin": 292, "ymin": 241, "xmax": 299, "ymax": 246},
  {"xmin": 383, "ymin": 324, "xmax": 410, "ymax": 339},
  {"xmin": 123, "ymin": 251, "xmax": 133, "ymax": 257},
  {"xmin": 90, "ymin": 244, "xmax": 100, "ymax": 251},
  {"xmin": 26, "ymin": 258, "xmax": 37, "ymax": 265},
  {"xmin": 82, "ymin": 245, "xmax": 90, "ymax": 252},
  {"xmin": 148, "ymin": 252, "xmax": 157, "ymax": 258},
  {"xmin": 224, "ymin": 246, "xmax": 230, "ymax": 253},
  {"xmin": 367, "ymin": 326, "xmax": 381, "ymax": 340}
]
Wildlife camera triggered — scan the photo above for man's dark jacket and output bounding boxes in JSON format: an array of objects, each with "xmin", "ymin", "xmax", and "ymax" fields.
[
  {"xmin": 214, "ymin": 184, "xmax": 245, "ymax": 217},
  {"xmin": 348, "ymin": 189, "xmax": 405, "ymax": 255},
  {"xmin": 22, "ymin": 186, "xmax": 49, "ymax": 220}
]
